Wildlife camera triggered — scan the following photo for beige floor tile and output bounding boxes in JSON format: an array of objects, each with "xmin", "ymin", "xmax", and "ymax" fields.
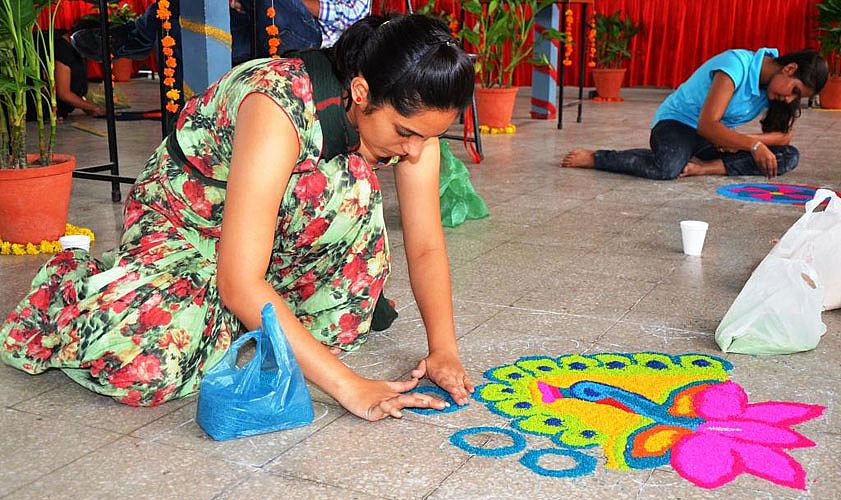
[
  {"xmin": 0, "ymin": 408, "xmax": 120, "ymax": 496},
  {"xmin": 8, "ymin": 436, "xmax": 250, "ymax": 499},
  {"xmin": 217, "ymin": 471, "xmax": 385, "ymax": 499},
  {"xmin": 266, "ymin": 414, "xmax": 469, "ymax": 499}
]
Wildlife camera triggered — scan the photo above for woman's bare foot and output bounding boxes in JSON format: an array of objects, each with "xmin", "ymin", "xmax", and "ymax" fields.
[
  {"xmin": 561, "ymin": 150, "xmax": 596, "ymax": 168},
  {"xmin": 679, "ymin": 159, "xmax": 726, "ymax": 178}
]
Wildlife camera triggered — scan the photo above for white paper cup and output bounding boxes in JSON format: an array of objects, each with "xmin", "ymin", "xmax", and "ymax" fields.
[
  {"xmin": 59, "ymin": 235, "xmax": 91, "ymax": 252},
  {"xmin": 680, "ymin": 220, "xmax": 708, "ymax": 256}
]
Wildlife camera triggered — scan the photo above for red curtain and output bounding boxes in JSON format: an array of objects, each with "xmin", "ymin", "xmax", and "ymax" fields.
[{"xmin": 380, "ymin": 0, "xmax": 820, "ymax": 88}]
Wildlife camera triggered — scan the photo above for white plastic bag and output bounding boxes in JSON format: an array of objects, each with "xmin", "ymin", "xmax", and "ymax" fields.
[
  {"xmin": 768, "ymin": 189, "xmax": 841, "ymax": 311},
  {"xmin": 715, "ymin": 256, "xmax": 826, "ymax": 355},
  {"xmin": 715, "ymin": 189, "xmax": 841, "ymax": 354}
]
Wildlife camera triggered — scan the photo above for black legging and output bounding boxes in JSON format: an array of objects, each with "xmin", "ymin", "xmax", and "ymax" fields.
[{"xmin": 593, "ymin": 119, "xmax": 800, "ymax": 180}]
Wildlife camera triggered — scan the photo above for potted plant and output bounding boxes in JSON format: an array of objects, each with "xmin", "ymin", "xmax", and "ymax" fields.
[
  {"xmin": 0, "ymin": 0, "xmax": 77, "ymax": 245},
  {"xmin": 459, "ymin": 0, "xmax": 563, "ymax": 128},
  {"xmin": 816, "ymin": 0, "xmax": 841, "ymax": 108},
  {"xmin": 80, "ymin": 1, "xmax": 139, "ymax": 81},
  {"xmin": 591, "ymin": 10, "xmax": 641, "ymax": 101}
]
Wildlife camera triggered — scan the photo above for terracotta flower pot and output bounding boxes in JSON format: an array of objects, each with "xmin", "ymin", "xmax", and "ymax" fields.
[
  {"xmin": 112, "ymin": 58, "xmax": 134, "ymax": 82},
  {"xmin": 0, "ymin": 154, "xmax": 75, "ymax": 244},
  {"xmin": 475, "ymin": 86, "xmax": 519, "ymax": 129},
  {"xmin": 819, "ymin": 76, "xmax": 841, "ymax": 110},
  {"xmin": 592, "ymin": 68, "xmax": 627, "ymax": 100}
]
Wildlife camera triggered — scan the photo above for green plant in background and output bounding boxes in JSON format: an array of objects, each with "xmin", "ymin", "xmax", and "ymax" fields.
[
  {"xmin": 817, "ymin": 0, "xmax": 841, "ymax": 76},
  {"xmin": 80, "ymin": 1, "xmax": 137, "ymax": 27},
  {"xmin": 592, "ymin": 10, "xmax": 641, "ymax": 69},
  {"xmin": 0, "ymin": 0, "xmax": 61, "ymax": 169},
  {"xmin": 459, "ymin": 0, "xmax": 564, "ymax": 88}
]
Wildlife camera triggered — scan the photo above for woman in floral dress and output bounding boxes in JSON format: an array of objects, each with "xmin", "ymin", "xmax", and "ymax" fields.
[{"xmin": 0, "ymin": 14, "xmax": 475, "ymax": 420}]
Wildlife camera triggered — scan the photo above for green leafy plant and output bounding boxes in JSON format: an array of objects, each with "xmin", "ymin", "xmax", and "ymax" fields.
[
  {"xmin": 80, "ymin": 1, "xmax": 138, "ymax": 27},
  {"xmin": 0, "ymin": 0, "xmax": 62, "ymax": 169},
  {"xmin": 459, "ymin": 0, "xmax": 564, "ymax": 88},
  {"xmin": 593, "ymin": 10, "xmax": 641, "ymax": 70},
  {"xmin": 817, "ymin": 0, "xmax": 841, "ymax": 76}
]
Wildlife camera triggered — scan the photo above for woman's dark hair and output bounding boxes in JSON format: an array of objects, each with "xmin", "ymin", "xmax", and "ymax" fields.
[
  {"xmin": 761, "ymin": 50, "xmax": 828, "ymax": 133},
  {"xmin": 327, "ymin": 13, "xmax": 475, "ymax": 116}
]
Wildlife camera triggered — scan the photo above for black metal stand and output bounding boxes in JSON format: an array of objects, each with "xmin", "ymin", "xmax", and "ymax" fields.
[
  {"xmin": 557, "ymin": 1, "xmax": 589, "ymax": 130},
  {"xmin": 71, "ymin": 0, "xmax": 128, "ymax": 202}
]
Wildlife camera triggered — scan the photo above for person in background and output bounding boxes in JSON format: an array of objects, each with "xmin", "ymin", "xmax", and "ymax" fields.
[
  {"xmin": 562, "ymin": 49, "xmax": 828, "ymax": 180},
  {"xmin": 72, "ymin": 1, "xmax": 370, "ymax": 66},
  {"xmin": 29, "ymin": 20, "xmax": 106, "ymax": 120}
]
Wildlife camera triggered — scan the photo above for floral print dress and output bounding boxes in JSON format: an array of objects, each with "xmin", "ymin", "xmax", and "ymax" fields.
[{"xmin": 0, "ymin": 57, "xmax": 390, "ymax": 406}]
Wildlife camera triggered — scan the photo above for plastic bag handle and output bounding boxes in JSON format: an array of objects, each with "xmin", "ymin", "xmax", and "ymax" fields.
[
  {"xmin": 805, "ymin": 189, "xmax": 841, "ymax": 214},
  {"xmin": 224, "ymin": 330, "xmax": 260, "ymax": 368},
  {"xmin": 259, "ymin": 303, "xmax": 294, "ymax": 372}
]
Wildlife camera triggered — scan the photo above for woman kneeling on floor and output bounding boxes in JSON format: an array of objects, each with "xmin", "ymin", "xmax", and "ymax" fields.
[
  {"xmin": 0, "ymin": 14, "xmax": 475, "ymax": 420},
  {"xmin": 563, "ymin": 49, "xmax": 828, "ymax": 179}
]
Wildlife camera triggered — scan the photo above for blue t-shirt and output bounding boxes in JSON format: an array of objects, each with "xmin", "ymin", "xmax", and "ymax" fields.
[{"xmin": 652, "ymin": 48, "xmax": 778, "ymax": 129}]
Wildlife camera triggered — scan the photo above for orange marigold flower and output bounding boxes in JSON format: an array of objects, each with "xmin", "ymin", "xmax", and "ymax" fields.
[
  {"xmin": 166, "ymin": 89, "xmax": 180, "ymax": 100},
  {"xmin": 268, "ymin": 38, "xmax": 280, "ymax": 48},
  {"xmin": 162, "ymin": 21, "xmax": 172, "ymax": 30},
  {"xmin": 163, "ymin": 68, "xmax": 175, "ymax": 77},
  {"xmin": 266, "ymin": 6, "xmax": 276, "ymax": 17},
  {"xmin": 271, "ymin": 54, "xmax": 280, "ymax": 59},
  {"xmin": 563, "ymin": 60, "xmax": 573, "ymax": 66},
  {"xmin": 587, "ymin": 62, "xmax": 596, "ymax": 68},
  {"xmin": 162, "ymin": 47, "xmax": 173, "ymax": 56},
  {"xmin": 156, "ymin": 8, "xmax": 170, "ymax": 20},
  {"xmin": 161, "ymin": 35, "xmax": 176, "ymax": 47},
  {"xmin": 166, "ymin": 57, "xmax": 177, "ymax": 68},
  {"xmin": 265, "ymin": 25, "xmax": 279, "ymax": 36},
  {"xmin": 268, "ymin": 46, "xmax": 278, "ymax": 55},
  {"xmin": 163, "ymin": 77, "xmax": 175, "ymax": 86},
  {"xmin": 159, "ymin": 0, "xmax": 170, "ymax": 8},
  {"xmin": 166, "ymin": 101, "xmax": 179, "ymax": 113}
]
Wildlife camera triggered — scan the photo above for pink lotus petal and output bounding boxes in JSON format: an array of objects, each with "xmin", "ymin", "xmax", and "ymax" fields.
[
  {"xmin": 699, "ymin": 420, "xmax": 816, "ymax": 448},
  {"xmin": 740, "ymin": 402, "xmax": 825, "ymax": 426},
  {"xmin": 670, "ymin": 433, "xmax": 740, "ymax": 489},
  {"xmin": 694, "ymin": 382, "xmax": 747, "ymax": 419},
  {"xmin": 733, "ymin": 441, "xmax": 807, "ymax": 490}
]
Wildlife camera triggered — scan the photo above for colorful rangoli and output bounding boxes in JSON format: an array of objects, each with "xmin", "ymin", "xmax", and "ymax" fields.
[
  {"xmin": 440, "ymin": 352, "xmax": 823, "ymax": 490},
  {"xmin": 716, "ymin": 183, "xmax": 828, "ymax": 205}
]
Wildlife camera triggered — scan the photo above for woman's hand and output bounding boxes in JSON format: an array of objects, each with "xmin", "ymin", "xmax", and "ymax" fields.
[
  {"xmin": 411, "ymin": 350, "xmax": 474, "ymax": 406},
  {"xmin": 751, "ymin": 142, "xmax": 778, "ymax": 179},
  {"xmin": 84, "ymin": 104, "xmax": 107, "ymax": 117},
  {"xmin": 338, "ymin": 377, "xmax": 449, "ymax": 421}
]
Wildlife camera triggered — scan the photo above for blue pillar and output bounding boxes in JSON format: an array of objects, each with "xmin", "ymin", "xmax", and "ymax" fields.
[
  {"xmin": 179, "ymin": 0, "xmax": 232, "ymax": 98},
  {"xmin": 530, "ymin": 4, "xmax": 560, "ymax": 119}
]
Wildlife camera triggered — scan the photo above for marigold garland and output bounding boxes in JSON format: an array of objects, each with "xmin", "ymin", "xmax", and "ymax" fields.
[
  {"xmin": 157, "ymin": 0, "xmax": 179, "ymax": 113},
  {"xmin": 562, "ymin": 8, "xmax": 574, "ymax": 67},
  {"xmin": 266, "ymin": 2, "xmax": 281, "ymax": 58},
  {"xmin": 478, "ymin": 124, "xmax": 517, "ymax": 135},
  {"xmin": 587, "ymin": 13, "xmax": 597, "ymax": 68},
  {"xmin": 0, "ymin": 224, "xmax": 96, "ymax": 256}
]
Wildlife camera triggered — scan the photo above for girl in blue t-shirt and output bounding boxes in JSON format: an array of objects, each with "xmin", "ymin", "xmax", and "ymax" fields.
[{"xmin": 561, "ymin": 50, "xmax": 827, "ymax": 180}]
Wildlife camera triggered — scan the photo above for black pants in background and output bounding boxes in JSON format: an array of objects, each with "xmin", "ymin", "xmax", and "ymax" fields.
[{"xmin": 594, "ymin": 119, "xmax": 800, "ymax": 180}]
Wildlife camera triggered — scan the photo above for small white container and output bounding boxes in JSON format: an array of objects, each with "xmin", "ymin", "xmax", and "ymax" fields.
[
  {"xmin": 680, "ymin": 220, "xmax": 709, "ymax": 256},
  {"xmin": 59, "ymin": 234, "xmax": 91, "ymax": 252}
]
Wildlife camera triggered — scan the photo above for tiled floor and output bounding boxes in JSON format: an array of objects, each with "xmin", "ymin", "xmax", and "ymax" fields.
[{"xmin": 1, "ymin": 79, "xmax": 839, "ymax": 499}]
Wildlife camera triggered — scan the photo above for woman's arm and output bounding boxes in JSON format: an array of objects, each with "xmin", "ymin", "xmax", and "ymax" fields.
[
  {"xmin": 393, "ymin": 137, "xmax": 473, "ymax": 405},
  {"xmin": 217, "ymin": 93, "xmax": 444, "ymax": 420},
  {"xmin": 696, "ymin": 72, "xmax": 779, "ymax": 177},
  {"xmin": 55, "ymin": 62, "xmax": 105, "ymax": 116}
]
